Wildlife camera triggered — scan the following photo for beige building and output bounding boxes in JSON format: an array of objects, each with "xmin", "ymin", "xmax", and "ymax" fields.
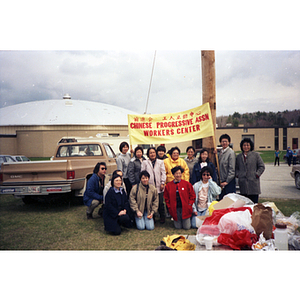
[{"xmin": 1, "ymin": 97, "xmax": 299, "ymax": 157}]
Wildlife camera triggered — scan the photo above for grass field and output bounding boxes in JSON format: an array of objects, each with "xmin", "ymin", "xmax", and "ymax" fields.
[{"xmin": 0, "ymin": 194, "xmax": 299, "ymax": 250}]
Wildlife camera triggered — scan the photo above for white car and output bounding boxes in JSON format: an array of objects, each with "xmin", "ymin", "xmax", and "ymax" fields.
[{"xmin": 11, "ymin": 155, "xmax": 30, "ymax": 162}]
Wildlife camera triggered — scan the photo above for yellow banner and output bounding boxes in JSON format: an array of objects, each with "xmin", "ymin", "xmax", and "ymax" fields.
[{"xmin": 128, "ymin": 102, "xmax": 214, "ymax": 145}]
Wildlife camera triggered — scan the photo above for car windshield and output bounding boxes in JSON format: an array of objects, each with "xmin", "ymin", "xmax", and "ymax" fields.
[
  {"xmin": 5, "ymin": 156, "xmax": 15, "ymax": 162},
  {"xmin": 56, "ymin": 144, "xmax": 103, "ymax": 157}
]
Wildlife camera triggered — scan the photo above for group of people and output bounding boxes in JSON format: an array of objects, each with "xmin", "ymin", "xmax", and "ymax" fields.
[
  {"xmin": 83, "ymin": 135, "xmax": 265, "ymax": 235},
  {"xmin": 284, "ymin": 147, "xmax": 298, "ymax": 166}
]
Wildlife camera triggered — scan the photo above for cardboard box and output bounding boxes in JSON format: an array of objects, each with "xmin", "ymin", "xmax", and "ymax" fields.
[{"xmin": 213, "ymin": 196, "xmax": 234, "ymax": 210}]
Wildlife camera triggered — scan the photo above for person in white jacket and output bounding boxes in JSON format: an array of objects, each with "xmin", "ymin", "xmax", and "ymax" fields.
[
  {"xmin": 141, "ymin": 147, "xmax": 167, "ymax": 223},
  {"xmin": 191, "ymin": 166, "xmax": 221, "ymax": 228}
]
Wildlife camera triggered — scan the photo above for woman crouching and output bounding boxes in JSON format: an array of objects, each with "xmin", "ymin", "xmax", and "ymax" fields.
[
  {"xmin": 164, "ymin": 166, "xmax": 196, "ymax": 230},
  {"xmin": 103, "ymin": 173, "xmax": 133, "ymax": 235},
  {"xmin": 129, "ymin": 170, "xmax": 159, "ymax": 230},
  {"xmin": 191, "ymin": 166, "xmax": 221, "ymax": 228}
]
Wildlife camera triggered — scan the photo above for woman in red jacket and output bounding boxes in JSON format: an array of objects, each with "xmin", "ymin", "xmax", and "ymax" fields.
[{"xmin": 164, "ymin": 166, "xmax": 196, "ymax": 230}]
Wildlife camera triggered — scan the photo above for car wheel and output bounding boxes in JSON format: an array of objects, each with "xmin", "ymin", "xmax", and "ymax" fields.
[{"xmin": 295, "ymin": 173, "xmax": 300, "ymax": 190}]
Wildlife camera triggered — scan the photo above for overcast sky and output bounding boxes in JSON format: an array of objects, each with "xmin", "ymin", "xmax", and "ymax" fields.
[
  {"xmin": 1, "ymin": 50, "xmax": 299, "ymax": 117},
  {"xmin": 1, "ymin": 2, "xmax": 300, "ymax": 118}
]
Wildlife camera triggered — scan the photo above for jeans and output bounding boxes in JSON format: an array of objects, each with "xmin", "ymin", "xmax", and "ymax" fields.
[
  {"xmin": 191, "ymin": 209, "xmax": 208, "ymax": 228},
  {"xmin": 135, "ymin": 211, "xmax": 155, "ymax": 230}
]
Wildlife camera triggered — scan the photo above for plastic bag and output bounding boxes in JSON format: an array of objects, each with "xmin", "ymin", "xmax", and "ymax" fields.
[
  {"xmin": 218, "ymin": 229, "xmax": 258, "ymax": 250},
  {"xmin": 276, "ymin": 211, "xmax": 300, "ymax": 235},
  {"xmin": 198, "ymin": 207, "xmax": 252, "ymax": 236},
  {"xmin": 208, "ymin": 201, "xmax": 219, "ymax": 215},
  {"xmin": 218, "ymin": 210, "xmax": 255, "ymax": 235}
]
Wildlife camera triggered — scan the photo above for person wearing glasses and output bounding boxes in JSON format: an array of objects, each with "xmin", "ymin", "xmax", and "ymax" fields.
[
  {"xmin": 191, "ymin": 166, "xmax": 221, "ymax": 228},
  {"xmin": 83, "ymin": 162, "xmax": 108, "ymax": 219}
]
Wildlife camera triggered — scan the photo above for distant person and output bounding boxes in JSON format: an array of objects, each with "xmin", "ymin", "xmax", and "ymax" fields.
[
  {"xmin": 217, "ymin": 134, "xmax": 236, "ymax": 200},
  {"xmin": 235, "ymin": 138, "xmax": 265, "ymax": 203},
  {"xmin": 293, "ymin": 150, "xmax": 297, "ymax": 165},
  {"xmin": 164, "ymin": 166, "xmax": 196, "ymax": 230},
  {"xmin": 83, "ymin": 162, "xmax": 108, "ymax": 219},
  {"xmin": 184, "ymin": 146, "xmax": 197, "ymax": 183},
  {"xmin": 141, "ymin": 147, "xmax": 167, "ymax": 223},
  {"xmin": 129, "ymin": 170, "xmax": 159, "ymax": 230},
  {"xmin": 116, "ymin": 141, "xmax": 132, "ymax": 196},
  {"xmin": 164, "ymin": 146, "xmax": 190, "ymax": 184},
  {"xmin": 103, "ymin": 173, "xmax": 133, "ymax": 235},
  {"xmin": 157, "ymin": 145, "xmax": 168, "ymax": 160},
  {"xmin": 127, "ymin": 146, "xmax": 146, "ymax": 187},
  {"xmin": 274, "ymin": 149, "xmax": 280, "ymax": 166},
  {"xmin": 191, "ymin": 166, "xmax": 221, "ymax": 228},
  {"xmin": 286, "ymin": 146, "xmax": 293, "ymax": 166},
  {"xmin": 191, "ymin": 148, "xmax": 217, "ymax": 184}
]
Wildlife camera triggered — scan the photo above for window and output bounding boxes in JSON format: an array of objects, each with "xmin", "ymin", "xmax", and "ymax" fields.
[
  {"xmin": 274, "ymin": 128, "xmax": 279, "ymax": 150},
  {"xmin": 104, "ymin": 143, "xmax": 116, "ymax": 158},
  {"xmin": 283, "ymin": 128, "xmax": 287, "ymax": 150},
  {"xmin": 56, "ymin": 144, "xmax": 103, "ymax": 157}
]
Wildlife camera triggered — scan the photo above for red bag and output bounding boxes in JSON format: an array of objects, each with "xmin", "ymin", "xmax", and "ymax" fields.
[
  {"xmin": 202, "ymin": 207, "xmax": 252, "ymax": 226},
  {"xmin": 218, "ymin": 229, "xmax": 258, "ymax": 250}
]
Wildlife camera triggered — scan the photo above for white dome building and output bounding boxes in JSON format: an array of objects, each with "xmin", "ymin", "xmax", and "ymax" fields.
[{"xmin": 0, "ymin": 95, "xmax": 137, "ymax": 157}]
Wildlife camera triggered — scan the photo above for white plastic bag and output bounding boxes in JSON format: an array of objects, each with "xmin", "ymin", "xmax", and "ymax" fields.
[
  {"xmin": 218, "ymin": 210, "xmax": 255, "ymax": 235},
  {"xmin": 224, "ymin": 193, "xmax": 254, "ymax": 207}
]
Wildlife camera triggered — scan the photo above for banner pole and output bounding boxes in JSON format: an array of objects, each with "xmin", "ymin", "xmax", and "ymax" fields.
[{"xmin": 212, "ymin": 134, "xmax": 220, "ymax": 181}]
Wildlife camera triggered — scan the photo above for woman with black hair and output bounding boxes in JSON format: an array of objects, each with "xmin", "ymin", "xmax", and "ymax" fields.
[
  {"xmin": 103, "ymin": 173, "xmax": 133, "ymax": 235},
  {"xmin": 191, "ymin": 148, "xmax": 217, "ymax": 184},
  {"xmin": 184, "ymin": 146, "xmax": 197, "ymax": 182},
  {"xmin": 235, "ymin": 138, "xmax": 265, "ymax": 203},
  {"xmin": 127, "ymin": 146, "xmax": 146, "ymax": 186},
  {"xmin": 116, "ymin": 141, "xmax": 132, "ymax": 197},
  {"xmin": 191, "ymin": 166, "xmax": 221, "ymax": 228}
]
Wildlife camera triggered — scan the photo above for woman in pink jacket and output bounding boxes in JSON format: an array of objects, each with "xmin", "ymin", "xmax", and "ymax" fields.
[{"xmin": 141, "ymin": 147, "xmax": 167, "ymax": 223}]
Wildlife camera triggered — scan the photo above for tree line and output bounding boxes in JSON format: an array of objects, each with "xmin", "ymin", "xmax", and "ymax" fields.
[{"xmin": 216, "ymin": 109, "xmax": 300, "ymax": 127}]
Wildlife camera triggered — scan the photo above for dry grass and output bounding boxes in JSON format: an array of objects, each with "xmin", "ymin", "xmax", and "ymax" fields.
[{"xmin": 1, "ymin": 195, "xmax": 299, "ymax": 250}]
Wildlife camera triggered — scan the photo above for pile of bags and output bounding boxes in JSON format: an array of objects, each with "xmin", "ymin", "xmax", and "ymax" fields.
[{"xmin": 195, "ymin": 194, "xmax": 300, "ymax": 250}]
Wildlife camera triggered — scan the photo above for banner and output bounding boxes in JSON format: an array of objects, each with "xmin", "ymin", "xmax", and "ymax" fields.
[{"xmin": 128, "ymin": 102, "xmax": 214, "ymax": 145}]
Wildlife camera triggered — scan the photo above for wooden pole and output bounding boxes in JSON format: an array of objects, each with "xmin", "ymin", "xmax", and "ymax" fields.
[{"xmin": 201, "ymin": 50, "xmax": 219, "ymax": 176}]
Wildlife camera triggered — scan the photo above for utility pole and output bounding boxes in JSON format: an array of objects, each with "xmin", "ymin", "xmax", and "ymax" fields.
[{"xmin": 201, "ymin": 50, "xmax": 217, "ymax": 163}]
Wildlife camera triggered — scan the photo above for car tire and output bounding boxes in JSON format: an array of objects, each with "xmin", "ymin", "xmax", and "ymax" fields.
[{"xmin": 295, "ymin": 173, "xmax": 300, "ymax": 190}]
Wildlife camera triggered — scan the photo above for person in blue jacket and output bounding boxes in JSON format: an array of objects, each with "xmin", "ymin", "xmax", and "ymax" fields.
[
  {"xmin": 191, "ymin": 148, "xmax": 217, "ymax": 185},
  {"xmin": 103, "ymin": 173, "xmax": 133, "ymax": 235},
  {"xmin": 286, "ymin": 147, "xmax": 293, "ymax": 166},
  {"xmin": 83, "ymin": 162, "xmax": 108, "ymax": 219}
]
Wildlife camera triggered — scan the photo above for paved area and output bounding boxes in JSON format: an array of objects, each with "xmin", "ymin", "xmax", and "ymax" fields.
[{"xmin": 260, "ymin": 163, "xmax": 299, "ymax": 199}]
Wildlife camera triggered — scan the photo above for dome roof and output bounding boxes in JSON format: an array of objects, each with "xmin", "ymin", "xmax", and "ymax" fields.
[{"xmin": 0, "ymin": 98, "xmax": 137, "ymax": 126}]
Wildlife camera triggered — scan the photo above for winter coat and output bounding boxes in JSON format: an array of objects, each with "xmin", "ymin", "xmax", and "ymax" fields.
[
  {"xmin": 164, "ymin": 157, "xmax": 190, "ymax": 184},
  {"xmin": 127, "ymin": 156, "xmax": 146, "ymax": 185},
  {"xmin": 192, "ymin": 179, "xmax": 221, "ymax": 212},
  {"xmin": 164, "ymin": 180, "xmax": 196, "ymax": 221},
  {"xmin": 218, "ymin": 147, "xmax": 236, "ymax": 184},
  {"xmin": 191, "ymin": 161, "xmax": 218, "ymax": 184},
  {"xmin": 235, "ymin": 151, "xmax": 265, "ymax": 195},
  {"xmin": 83, "ymin": 173, "xmax": 108, "ymax": 207},
  {"xmin": 141, "ymin": 159, "xmax": 166, "ymax": 193},
  {"xmin": 129, "ymin": 183, "xmax": 159, "ymax": 216},
  {"xmin": 116, "ymin": 153, "xmax": 131, "ymax": 178},
  {"xmin": 103, "ymin": 187, "xmax": 131, "ymax": 232},
  {"xmin": 184, "ymin": 157, "xmax": 198, "ymax": 181}
]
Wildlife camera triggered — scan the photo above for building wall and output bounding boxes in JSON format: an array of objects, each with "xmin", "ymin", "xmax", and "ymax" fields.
[{"xmin": 1, "ymin": 125, "xmax": 299, "ymax": 157}]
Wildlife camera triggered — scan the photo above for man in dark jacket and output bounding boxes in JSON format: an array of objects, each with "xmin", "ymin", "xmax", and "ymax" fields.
[{"xmin": 83, "ymin": 162, "xmax": 107, "ymax": 219}]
